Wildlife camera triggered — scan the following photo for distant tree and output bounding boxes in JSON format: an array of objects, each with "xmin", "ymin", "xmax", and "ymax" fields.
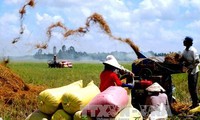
[
  {"xmin": 68, "ymin": 46, "xmax": 75, "ymax": 53},
  {"xmin": 62, "ymin": 45, "xmax": 66, "ymax": 52},
  {"xmin": 38, "ymin": 49, "xmax": 42, "ymax": 55},
  {"xmin": 53, "ymin": 46, "xmax": 57, "ymax": 55},
  {"xmin": 34, "ymin": 49, "xmax": 43, "ymax": 59}
]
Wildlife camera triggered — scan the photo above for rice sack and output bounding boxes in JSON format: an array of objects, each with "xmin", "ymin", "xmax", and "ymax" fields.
[
  {"xmin": 189, "ymin": 105, "xmax": 200, "ymax": 113},
  {"xmin": 38, "ymin": 80, "xmax": 83, "ymax": 114},
  {"xmin": 25, "ymin": 110, "xmax": 50, "ymax": 120},
  {"xmin": 73, "ymin": 111, "xmax": 92, "ymax": 120},
  {"xmin": 114, "ymin": 88, "xmax": 143, "ymax": 120},
  {"xmin": 51, "ymin": 109, "xmax": 72, "ymax": 120},
  {"xmin": 62, "ymin": 81, "xmax": 100, "ymax": 114},
  {"xmin": 114, "ymin": 106, "xmax": 143, "ymax": 120},
  {"xmin": 82, "ymin": 86, "xmax": 129, "ymax": 118}
]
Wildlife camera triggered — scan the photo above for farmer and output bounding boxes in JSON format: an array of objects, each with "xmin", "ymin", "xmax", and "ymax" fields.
[
  {"xmin": 179, "ymin": 36, "xmax": 200, "ymax": 108},
  {"xmin": 145, "ymin": 82, "xmax": 170, "ymax": 119},
  {"xmin": 99, "ymin": 55, "xmax": 134, "ymax": 92}
]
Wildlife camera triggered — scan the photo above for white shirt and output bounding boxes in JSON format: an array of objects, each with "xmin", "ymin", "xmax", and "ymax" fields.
[{"xmin": 182, "ymin": 46, "xmax": 199, "ymax": 74}]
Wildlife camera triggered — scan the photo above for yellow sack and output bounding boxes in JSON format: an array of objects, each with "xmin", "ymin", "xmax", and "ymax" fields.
[
  {"xmin": 38, "ymin": 80, "xmax": 83, "ymax": 114},
  {"xmin": 73, "ymin": 111, "xmax": 92, "ymax": 120},
  {"xmin": 62, "ymin": 81, "xmax": 100, "ymax": 114},
  {"xmin": 114, "ymin": 106, "xmax": 143, "ymax": 120},
  {"xmin": 189, "ymin": 105, "xmax": 200, "ymax": 113},
  {"xmin": 51, "ymin": 109, "xmax": 72, "ymax": 120},
  {"xmin": 115, "ymin": 88, "xmax": 143, "ymax": 120},
  {"xmin": 25, "ymin": 110, "xmax": 50, "ymax": 120}
]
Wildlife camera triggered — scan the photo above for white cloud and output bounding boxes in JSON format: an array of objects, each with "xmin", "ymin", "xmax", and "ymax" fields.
[
  {"xmin": 187, "ymin": 20, "xmax": 200, "ymax": 28},
  {"xmin": 0, "ymin": 13, "xmax": 19, "ymax": 38},
  {"xmin": 0, "ymin": 13, "xmax": 18, "ymax": 25},
  {"xmin": 4, "ymin": 0, "xmax": 21, "ymax": 4},
  {"xmin": 36, "ymin": 13, "xmax": 64, "ymax": 25},
  {"xmin": 191, "ymin": 0, "xmax": 200, "ymax": 9},
  {"xmin": 1, "ymin": 0, "xmax": 200, "ymax": 56}
]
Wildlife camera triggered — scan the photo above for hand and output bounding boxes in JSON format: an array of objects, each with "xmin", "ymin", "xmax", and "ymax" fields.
[
  {"xmin": 128, "ymin": 85, "xmax": 134, "ymax": 89},
  {"xmin": 121, "ymin": 83, "xmax": 134, "ymax": 89},
  {"xmin": 129, "ymin": 72, "xmax": 134, "ymax": 77}
]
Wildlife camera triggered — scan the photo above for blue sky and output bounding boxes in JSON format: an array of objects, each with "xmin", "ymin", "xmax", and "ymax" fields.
[{"xmin": 1, "ymin": 0, "xmax": 200, "ymax": 56}]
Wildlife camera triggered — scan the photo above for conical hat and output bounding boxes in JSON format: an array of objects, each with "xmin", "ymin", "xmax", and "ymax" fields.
[
  {"xmin": 146, "ymin": 82, "xmax": 165, "ymax": 92},
  {"xmin": 103, "ymin": 55, "xmax": 122, "ymax": 70}
]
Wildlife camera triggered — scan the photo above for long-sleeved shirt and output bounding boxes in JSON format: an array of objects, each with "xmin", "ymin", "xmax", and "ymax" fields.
[{"xmin": 99, "ymin": 70, "xmax": 123, "ymax": 92}]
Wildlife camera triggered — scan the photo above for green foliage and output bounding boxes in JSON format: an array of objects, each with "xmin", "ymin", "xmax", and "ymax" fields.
[{"xmin": 172, "ymin": 73, "xmax": 192, "ymax": 103}]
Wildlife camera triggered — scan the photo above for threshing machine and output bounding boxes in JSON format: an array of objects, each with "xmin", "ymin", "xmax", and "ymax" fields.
[{"xmin": 130, "ymin": 51, "xmax": 184, "ymax": 111}]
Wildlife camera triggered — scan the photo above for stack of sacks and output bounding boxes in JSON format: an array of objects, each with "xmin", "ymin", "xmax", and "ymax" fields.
[
  {"xmin": 37, "ymin": 80, "xmax": 83, "ymax": 114},
  {"xmin": 25, "ymin": 110, "xmax": 50, "ymax": 120},
  {"xmin": 73, "ymin": 110, "xmax": 92, "ymax": 120},
  {"xmin": 82, "ymin": 86, "xmax": 129, "ymax": 118},
  {"xmin": 189, "ymin": 105, "xmax": 200, "ymax": 113},
  {"xmin": 62, "ymin": 81, "xmax": 100, "ymax": 114},
  {"xmin": 48, "ymin": 80, "xmax": 100, "ymax": 120},
  {"xmin": 51, "ymin": 109, "xmax": 72, "ymax": 120},
  {"xmin": 26, "ymin": 80, "xmax": 83, "ymax": 120},
  {"xmin": 114, "ymin": 88, "xmax": 143, "ymax": 120}
]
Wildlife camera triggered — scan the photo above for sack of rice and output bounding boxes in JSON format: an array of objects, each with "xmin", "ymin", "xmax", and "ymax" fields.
[
  {"xmin": 189, "ymin": 105, "xmax": 200, "ymax": 113},
  {"xmin": 82, "ymin": 86, "xmax": 129, "ymax": 118},
  {"xmin": 25, "ymin": 110, "xmax": 50, "ymax": 120},
  {"xmin": 51, "ymin": 109, "xmax": 72, "ymax": 120},
  {"xmin": 114, "ymin": 106, "xmax": 143, "ymax": 120},
  {"xmin": 38, "ymin": 80, "xmax": 83, "ymax": 114},
  {"xmin": 62, "ymin": 81, "xmax": 100, "ymax": 114},
  {"xmin": 73, "ymin": 111, "xmax": 92, "ymax": 120},
  {"xmin": 114, "ymin": 88, "xmax": 143, "ymax": 120}
]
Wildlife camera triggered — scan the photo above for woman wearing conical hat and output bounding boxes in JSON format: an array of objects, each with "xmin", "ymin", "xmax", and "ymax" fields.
[
  {"xmin": 99, "ymin": 55, "xmax": 134, "ymax": 92},
  {"xmin": 145, "ymin": 82, "xmax": 170, "ymax": 120}
]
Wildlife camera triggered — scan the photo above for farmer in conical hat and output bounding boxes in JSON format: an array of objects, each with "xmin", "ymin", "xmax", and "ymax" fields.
[
  {"xmin": 145, "ymin": 82, "xmax": 166, "ymax": 92},
  {"xmin": 99, "ymin": 55, "xmax": 134, "ymax": 92},
  {"xmin": 144, "ymin": 82, "xmax": 170, "ymax": 119}
]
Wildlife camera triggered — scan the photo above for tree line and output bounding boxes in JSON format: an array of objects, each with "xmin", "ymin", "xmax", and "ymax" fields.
[{"xmin": 34, "ymin": 45, "xmax": 177, "ymax": 61}]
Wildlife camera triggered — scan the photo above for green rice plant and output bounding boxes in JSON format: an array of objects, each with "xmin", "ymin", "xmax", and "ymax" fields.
[{"xmin": 8, "ymin": 62, "xmax": 103, "ymax": 87}]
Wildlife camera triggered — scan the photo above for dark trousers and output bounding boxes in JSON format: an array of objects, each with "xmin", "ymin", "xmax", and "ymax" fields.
[{"xmin": 188, "ymin": 72, "xmax": 199, "ymax": 105}]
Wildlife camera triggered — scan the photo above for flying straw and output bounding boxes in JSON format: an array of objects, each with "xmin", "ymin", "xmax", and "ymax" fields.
[
  {"xmin": 12, "ymin": 0, "xmax": 35, "ymax": 44},
  {"xmin": 45, "ymin": 12, "xmax": 140, "ymax": 53},
  {"xmin": 46, "ymin": 21, "xmax": 68, "ymax": 42}
]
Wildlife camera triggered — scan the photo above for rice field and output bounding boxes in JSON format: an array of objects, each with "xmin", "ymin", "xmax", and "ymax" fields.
[
  {"xmin": 2, "ymin": 62, "xmax": 200, "ymax": 119},
  {"xmin": 7, "ymin": 62, "xmax": 193, "ymax": 101}
]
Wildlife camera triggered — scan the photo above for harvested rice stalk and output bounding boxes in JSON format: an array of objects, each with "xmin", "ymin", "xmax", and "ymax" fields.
[
  {"xmin": 0, "ymin": 56, "xmax": 9, "ymax": 67},
  {"xmin": 35, "ymin": 43, "xmax": 48, "ymax": 49},
  {"xmin": 12, "ymin": 0, "xmax": 35, "ymax": 44},
  {"xmin": 47, "ymin": 21, "xmax": 68, "ymax": 41},
  {"xmin": 19, "ymin": 0, "xmax": 35, "ymax": 19},
  {"xmin": 124, "ymin": 38, "xmax": 140, "ymax": 53},
  {"xmin": 108, "ymin": 34, "xmax": 140, "ymax": 54},
  {"xmin": 85, "ymin": 13, "xmax": 140, "ymax": 54},
  {"xmin": 12, "ymin": 37, "xmax": 21, "ymax": 44},
  {"xmin": 46, "ymin": 12, "xmax": 140, "ymax": 55},
  {"xmin": 63, "ymin": 29, "xmax": 87, "ymax": 38},
  {"xmin": 20, "ymin": 20, "xmax": 25, "ymax": 34},
  {"xmin": 171, "ymin": 102, "xmax": 190, "ymax": 114},
  {"xmin": 164, "ymin": 52, "xmax": 182, "ymax": 64},
  {"xmin": 86, "ymin": 13, "xmax": 111, "ymax": 34}
]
